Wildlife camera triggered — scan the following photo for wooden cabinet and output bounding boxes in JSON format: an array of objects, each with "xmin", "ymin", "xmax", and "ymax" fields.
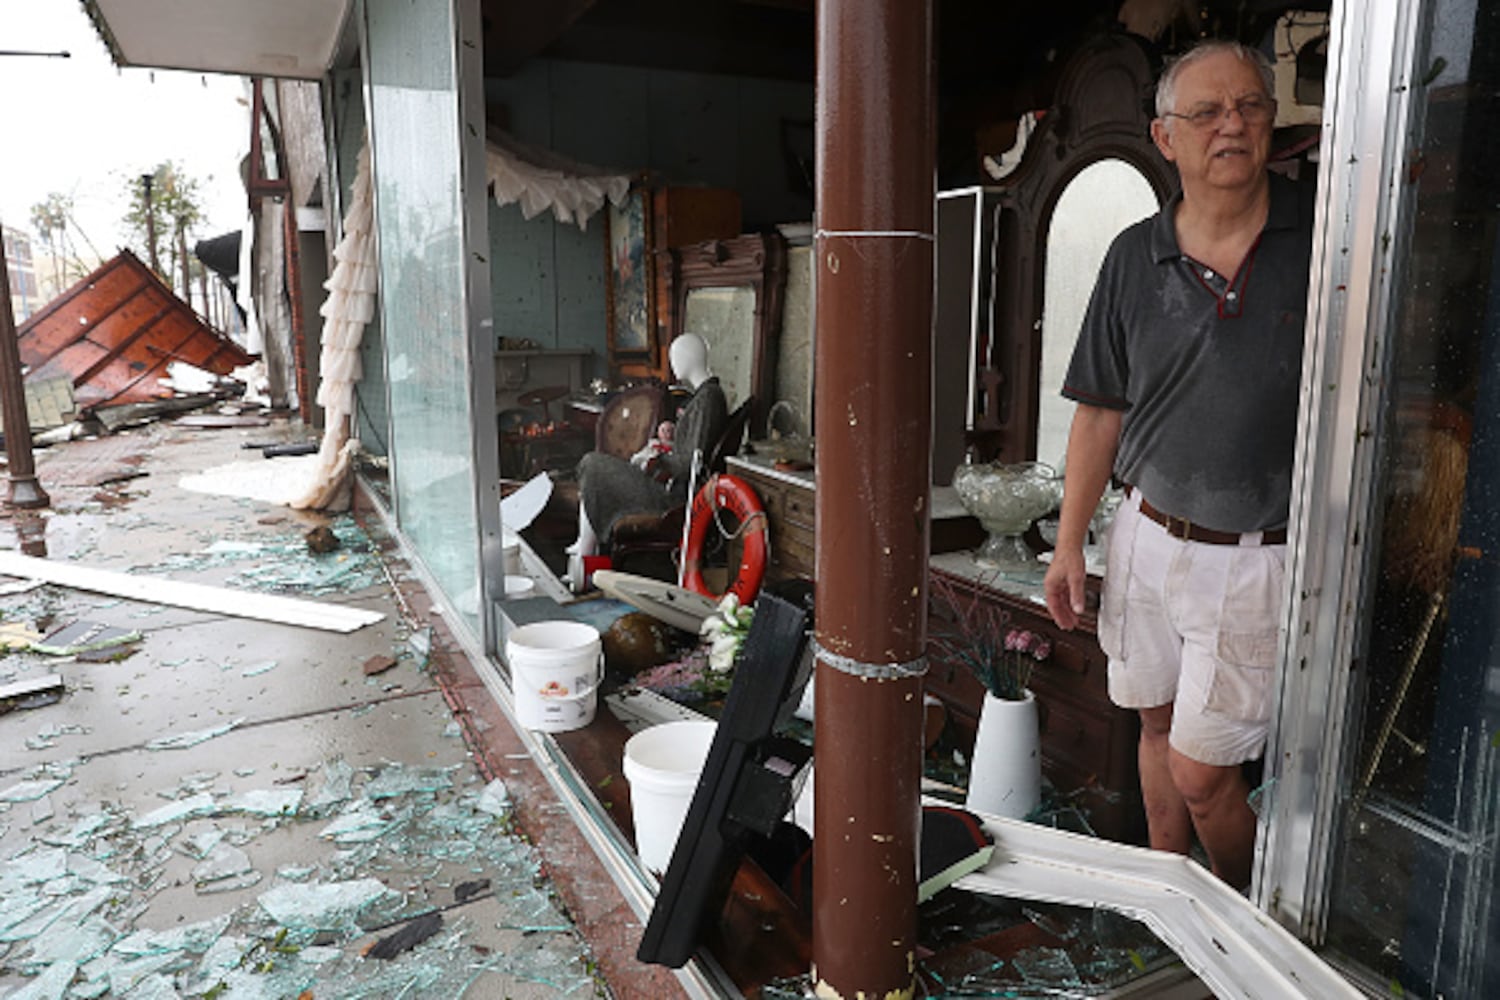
[
  {"xmin": 727, "ymin": 454, "xmax": 1145, "ymax": 843},
  {"xmin": 725, "ymin": 455, "xmax": 815, "ymax": 581},
  {"xmin": 652, "ymin": 187, "xmax": 742, "ymax": 357},
  {"xmin": 927, "ymin": 559, "xmax": 1144, "ymax": 844}
]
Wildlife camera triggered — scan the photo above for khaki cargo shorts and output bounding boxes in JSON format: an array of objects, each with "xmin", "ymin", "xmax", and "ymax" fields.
[{"xmin": 1096, "ymin": 489, "xmax": 1287, "ymax": 766}]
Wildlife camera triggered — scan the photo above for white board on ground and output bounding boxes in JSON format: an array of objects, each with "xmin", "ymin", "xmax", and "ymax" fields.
[{"xmin": 0, "ymin": 552, "xmax": 384, "ymax": 633}]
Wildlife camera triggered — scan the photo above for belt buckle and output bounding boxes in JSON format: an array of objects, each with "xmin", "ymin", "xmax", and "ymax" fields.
[{"xmin": 1166, "ymin": 514, "xmax": 1193, "ymax": 540}]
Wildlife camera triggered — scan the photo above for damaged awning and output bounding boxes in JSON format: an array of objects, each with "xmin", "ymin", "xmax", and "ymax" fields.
[
  {"xmin": 16, "ymin": 250, "xmax": 255, "ymax": 412},
  {"xmin": 81, "ymin": 0, "xmax": 349, "ymax": 79},
  {"xmin": 194, "ymin": 231, "xmax": 242, "ymax": 292}
]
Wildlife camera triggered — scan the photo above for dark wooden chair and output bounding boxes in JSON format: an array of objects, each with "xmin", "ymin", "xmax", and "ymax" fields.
[{"xmin": 609, "ymin": 396, "xmax": 755, "ymax": 578}]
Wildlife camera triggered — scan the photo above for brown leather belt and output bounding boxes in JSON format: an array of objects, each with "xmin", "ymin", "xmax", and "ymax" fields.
[{"xmin": 1127, "ymin": 487, "xmax": 1287, "ymax": 546}]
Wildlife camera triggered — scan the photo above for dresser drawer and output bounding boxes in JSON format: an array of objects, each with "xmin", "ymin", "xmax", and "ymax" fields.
[
  {"xmin": 782, "ymin": 488, "xmax": 815, "ymax": 531},
  {"xmin": 1035, "ymin": 691, "xmax": 1116, "ymax": 778}
]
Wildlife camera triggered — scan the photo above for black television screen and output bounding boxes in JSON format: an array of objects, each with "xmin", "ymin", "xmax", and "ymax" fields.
[{"xmin": 635, "ymin": 590, "xmax": 813, "ymax": 968}]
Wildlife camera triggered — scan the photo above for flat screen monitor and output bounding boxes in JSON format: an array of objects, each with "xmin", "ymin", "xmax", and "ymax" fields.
[{"xmin": 636, "ymin": 591, "xmax": 813, "ymax": 967}]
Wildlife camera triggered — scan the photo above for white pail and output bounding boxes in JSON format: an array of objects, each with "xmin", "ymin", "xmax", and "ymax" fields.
[
  {"xmin": 507, "ymin": 621, "xmax": 602, "ymax": 733},
  {"xmin": 622, "ymin": 720, "xmax": 717, "ymax": 874}
]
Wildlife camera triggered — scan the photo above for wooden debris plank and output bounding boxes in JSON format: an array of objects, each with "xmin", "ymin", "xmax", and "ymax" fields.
[{"xmin": 0, "ymin": 552, "xmax": 383, "ymax": 633}]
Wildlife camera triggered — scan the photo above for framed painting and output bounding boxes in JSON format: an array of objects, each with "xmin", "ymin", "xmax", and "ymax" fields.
[{"xmin": 605, "ymin": 185, "xmax": 656, "ymax": 360}]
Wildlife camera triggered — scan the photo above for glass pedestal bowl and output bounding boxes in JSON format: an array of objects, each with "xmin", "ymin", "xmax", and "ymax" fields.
[{"xmin": 952, "ymin": 461, "xmax": 1063, "ymax": 576}]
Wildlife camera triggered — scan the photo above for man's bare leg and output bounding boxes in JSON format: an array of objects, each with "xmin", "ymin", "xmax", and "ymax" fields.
[
  {"xmin": 1169, "ymin": 748, "xmax": 1255, "ymax": 890},
  {"xmin": 1138, "ymin": 704, "xmax": 1192, "ymax": 855}
]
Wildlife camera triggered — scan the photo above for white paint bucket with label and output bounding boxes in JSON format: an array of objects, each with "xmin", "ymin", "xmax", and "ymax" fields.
[
  {"xmin": 507, "ymin": 621, "xmax": 602, "ymax": 732},
  {"xmin": 622, "ymin": 720, "xmax": 717, "ymax": 873}
]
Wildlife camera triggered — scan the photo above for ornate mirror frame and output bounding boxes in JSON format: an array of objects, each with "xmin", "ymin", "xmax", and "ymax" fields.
[
  {"xmin": 668, "ymin": 232, "xmax": 788, "ymax": 438},
  {"xmin": 980, "ymin": 33, "xmax": 1177, "ymax": 462}
]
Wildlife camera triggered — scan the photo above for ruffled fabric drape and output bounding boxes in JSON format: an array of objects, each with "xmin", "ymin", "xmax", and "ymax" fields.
[
  {"xmin": 290, "ymin": 136, "xmax": 375, "ymax": 511},
  {"xmin": 485, "ymin": 133, "xmax": 631, "ymax": 231}
]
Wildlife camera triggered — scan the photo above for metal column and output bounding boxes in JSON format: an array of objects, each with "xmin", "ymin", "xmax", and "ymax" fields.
[
  {"xmin": 0, "ymin": 252, "xmax": 49, "ymax": 509},
  {"xmin": 811, "ymin": 0, "xmax": 934, "ymax": 994}
]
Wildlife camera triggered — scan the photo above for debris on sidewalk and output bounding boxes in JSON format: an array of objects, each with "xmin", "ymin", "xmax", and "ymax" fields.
[
  {"xmin": 0, "ymin": 622, "xmax": 43, "ymax": 650},
  {"xmin": 30, "ymin": 620, "xmax": 142, "ymax": 656},
  {"xmin": 0, "ymin": 674, "xmax": 64, "ymax": 714},
  {"xmin": 0, "ymin": 758, "xmax": 598, "ymax": 997},
  {"xmin": 305, "ymin": 525, "xmax": 341, "ymax": 554},
  {"xmin": 142, "ymin": 516, "xmax": 385, "ymax": 598},
  {"xmin": 0, "ymin": 550, "xmax": 384, "ymax": 633},
  {"xmin": 365, "ymin": 911, "xmax": 444, "ymax": 960},
  {"xmin": 407, "ymin": 627, "xmax": 433, "ymax": 670},
  {"xmin": 361, "ymin": 655, "xmax": 397, "ymax": 677},
  {"xmin": 145, "ymin": 718, "xmax": 247, "ymax": 751}
]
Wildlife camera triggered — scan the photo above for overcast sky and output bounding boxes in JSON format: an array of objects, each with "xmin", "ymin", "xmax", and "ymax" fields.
[{"xmin": 1, "ymin": 2, "xmax": 249, "ymax": 258}]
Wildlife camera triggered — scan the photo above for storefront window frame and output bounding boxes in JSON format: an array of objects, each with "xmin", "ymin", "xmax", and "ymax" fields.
[
  {"xmin": 1257, "ymin": 0, "xmax": 1432, "ymax": 950},
  {"xmin": 358, "ymin": 0, "xmax": 499, "ymax": 651}
]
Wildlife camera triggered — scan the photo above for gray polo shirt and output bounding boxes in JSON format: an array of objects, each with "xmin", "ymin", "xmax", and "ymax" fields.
[{"xmin": 1061, "ymin": 173, "xmax": 1314, "ymax": 533}]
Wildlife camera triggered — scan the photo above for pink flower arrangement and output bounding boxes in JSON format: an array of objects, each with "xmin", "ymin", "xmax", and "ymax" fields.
[
  {"xmin": 1004, "ymin": 628, "xmax": 1052, "ymax": 662},
  {"xmin": 930, "ymin": 577, "xmax": 1052, "ymax": 701}
]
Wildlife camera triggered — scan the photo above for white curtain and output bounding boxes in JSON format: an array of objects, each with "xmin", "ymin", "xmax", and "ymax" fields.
[
  {"xmin": 485, "ymin": 132, "xmax": 631, "ymax": 230},
  {"xmin": 289, "ymin": 136, "xmax": 376, "ymax": 510}
]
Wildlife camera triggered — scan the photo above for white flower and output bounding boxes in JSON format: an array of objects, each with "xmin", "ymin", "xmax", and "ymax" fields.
[
  {"xmin": 708, "ymin": 633, "xmax": 740, "ymax": 672},
  {"xmin": 700, "ymin": 594, "xmax": 754, "ymax": 673}
]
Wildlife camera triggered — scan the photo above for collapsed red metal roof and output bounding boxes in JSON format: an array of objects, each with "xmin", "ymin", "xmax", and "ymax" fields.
[{"xmin": 17, "ymin": 250, "xmax": 255, "ymax": 411}]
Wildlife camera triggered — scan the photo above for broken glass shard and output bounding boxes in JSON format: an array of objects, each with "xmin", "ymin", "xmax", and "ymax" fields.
[
  {"xmin": 0, "ymin": 778, "xmax": 66, "ymax": 802},
  {"xmin": 192, "ymin": 843, "xmax": 254, "ymax": 884},
  {"xmin": 132, "ymin": 793, "xmax": 216, "ymax": 830},
  {"xmin": 222, "ymin": 788, "xmax": 303, "ymax": 817},
  {"xmin": 473, "ymin": 779, "xmax": 510, "ymax": 818},
  {"xmin": 4, "ymin": 957, "xmax": 78, "ymax": 1000},
  {"xmin": 307, "ymin": 758, "xmax": 355, "ymax": 815},
  {"xmin": 145, "ymin": 718, "xmax": 245, "ymax": 750},
  {"xmin": 22, "ymin": 915, "xmax": 118, "ymax": 971},
  {"xmin": 364, "ymin": 764, "xmax": 455, "ymax": 800},
  {"xmin": 113, "ymin": 915, "xmax": 231, "ymax": 958},
  {"xmin": 179, "ymin": 827, "xmax": 226, "ymax": 860},
  {"xmin": 1013, "ymin": 945, "xmax": 1084, "ymax": 989},
  {"xmin": 319, "ymin": 801, "xmax": 392, "ymax": 844},
  {"xmin": 257, "ymin": 878, "xmax": 394, "ymax": 930}
]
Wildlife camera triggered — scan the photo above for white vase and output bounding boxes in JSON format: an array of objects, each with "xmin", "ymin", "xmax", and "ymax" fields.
[{"xmin": 965, "ymin": 690, "xmax": 1041, "ymax": 820}]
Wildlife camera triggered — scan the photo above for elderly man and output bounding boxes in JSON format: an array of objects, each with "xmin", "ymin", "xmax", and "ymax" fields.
[{"xmin": 1042, "ymin": 40, "xmax": 1313, "ymax": 889}]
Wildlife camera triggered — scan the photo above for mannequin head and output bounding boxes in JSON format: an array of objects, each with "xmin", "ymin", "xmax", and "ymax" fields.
[{"xmin": 669, "ymin": 333, "xmax": 712, "ymax": 388}]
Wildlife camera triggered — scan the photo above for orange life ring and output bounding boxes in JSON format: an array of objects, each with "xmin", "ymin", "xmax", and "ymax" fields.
[{"xmin": 681, "ymin": 474, "xmax": 769, "ymax": 605}]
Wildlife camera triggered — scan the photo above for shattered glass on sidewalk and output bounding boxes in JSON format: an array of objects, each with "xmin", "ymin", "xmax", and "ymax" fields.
[
  {"xmin": 135, "ymin": 516, "xmax": 387, "ymax": 598},
  {"xmin": 0, "ymin": 760, "xmax": 599, "ymax": 997}
]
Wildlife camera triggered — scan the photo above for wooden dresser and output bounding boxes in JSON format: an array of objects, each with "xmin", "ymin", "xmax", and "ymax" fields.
[
  {"xmin": 726, "ymin": 454, "xmax": 1145, "ymax": 844},
  {"xmin": 926, "ymin": 555, "xmax": 1144, "ymax": 843}
]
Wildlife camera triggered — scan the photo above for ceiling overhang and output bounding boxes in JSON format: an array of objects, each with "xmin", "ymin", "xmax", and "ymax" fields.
[{"xmin": 83, "ymin": 0, "xmax": 350, "ymax": 80}]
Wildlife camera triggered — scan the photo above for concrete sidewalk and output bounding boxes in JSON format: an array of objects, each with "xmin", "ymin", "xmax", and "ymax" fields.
[{"xmin": 0, "ymin": 417, "xmax": 672, "ymax": 999}]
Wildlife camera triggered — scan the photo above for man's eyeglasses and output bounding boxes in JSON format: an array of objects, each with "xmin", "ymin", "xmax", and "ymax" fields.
[{"xmin": 1163, "ymin": 95, "xmax": 1277, "ymax": 130}]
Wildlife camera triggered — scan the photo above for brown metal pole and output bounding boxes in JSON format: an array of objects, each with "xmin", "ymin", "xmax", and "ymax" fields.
[
  {"xmin": 178, "ymin": 223, "xmax": 192, "ymax": 304},
  {"xmin": 141, "ymin": 174, "xmax": 161, "ymax": 277},
  {"xmin": 812, "ymin": 0, "xmax": 933, "ymax": 995},
  {"xmin": 0, "ymin": 252, "xmax": 50, "ymax": 508}
]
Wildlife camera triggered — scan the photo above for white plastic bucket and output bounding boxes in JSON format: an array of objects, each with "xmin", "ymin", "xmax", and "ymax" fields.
[
  {"xmin": 622, "ymin": 720, "xmax": 718, "ymax": 873},
  {"xmin": 507, "ymin": 621, "xmax": 602, "ymax": 733},
  {"xmin": 501, "ymin": 531, "xmax": 521, "ymax": 575}
]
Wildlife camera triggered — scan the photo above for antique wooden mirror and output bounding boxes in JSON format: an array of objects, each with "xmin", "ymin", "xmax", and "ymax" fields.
[
  {"xmin": 668, "ymin": 233, "xmax": 788, "ymax": 438},
  {"xmin": 973, "ymin": 33, "xmax": 1176, "ymax": 466}
]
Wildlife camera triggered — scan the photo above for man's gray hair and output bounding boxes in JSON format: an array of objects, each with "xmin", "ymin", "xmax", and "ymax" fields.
[{"xmin": 1155, "ymin": 41, "xmax": 1276, "ymax": 118}]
